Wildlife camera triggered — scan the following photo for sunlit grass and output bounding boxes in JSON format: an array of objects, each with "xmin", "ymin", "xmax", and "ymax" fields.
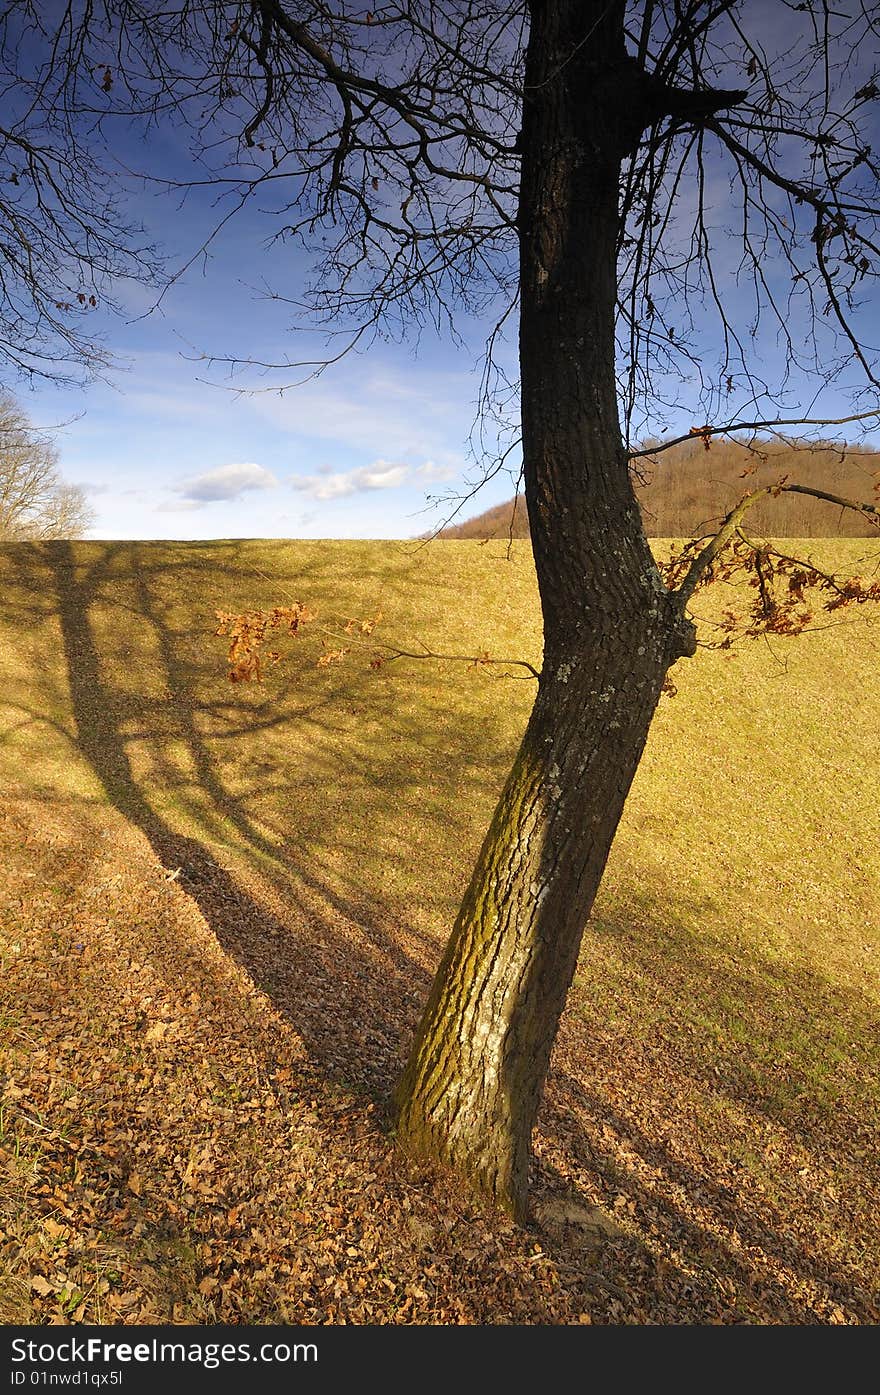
[{"xmin": 1, "ymin": 535, "xmax": 878, "ymax": 1323}]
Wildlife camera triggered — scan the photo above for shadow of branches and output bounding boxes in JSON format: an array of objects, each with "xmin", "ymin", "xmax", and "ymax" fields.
[{"xmin": 4, "ymin": 538, "xmax": 877, "ymax": 1323}]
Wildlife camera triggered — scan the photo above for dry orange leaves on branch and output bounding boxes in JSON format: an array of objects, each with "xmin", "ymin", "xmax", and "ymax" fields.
[
  {"xmin": 215, "ymin": 605, "xmax": 382, "ymax": 682},
  {"xmin": 660, "ymin": 537, "xmax": 880, "ymax": 646}
]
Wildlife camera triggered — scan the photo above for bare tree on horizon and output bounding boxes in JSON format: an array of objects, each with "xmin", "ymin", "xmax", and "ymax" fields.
[{"xmin": 0, "ymin": 393, "xmax": 94, "ymax": 539}]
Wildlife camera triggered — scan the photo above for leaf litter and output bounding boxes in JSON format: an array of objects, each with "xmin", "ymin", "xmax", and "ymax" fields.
[{"xmin": 1, "ymin": 538, "xmax": 878, "ymax": 1325}]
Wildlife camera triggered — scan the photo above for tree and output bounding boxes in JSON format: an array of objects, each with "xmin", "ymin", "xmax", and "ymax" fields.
[
  {"xmin": 0, "ymin": 393, "xmax": 94, "ymax": 539},
  {"xmin": 0, "ymin": 17, "xmax": 164, "ymax": 386},
  {"xmin": 6, "ymin": 2, "xmax": 879, "ymax": 1219}
]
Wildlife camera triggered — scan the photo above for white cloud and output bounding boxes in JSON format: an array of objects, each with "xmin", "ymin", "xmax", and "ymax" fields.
[
  {"xmin": 251, "ymin": 364, "xmax": 477, "ymax": 464},
  {"xmin": 73, "ymin": 480, "xmax": 111, "ymax": 496},
  {"xmin": 415, "ymin": 460, "xmax": 459, "ymax": 482},
  {"xmin": 173, "ymin": 461, "xmax": 280, "ymax": 505},
  {"xmin": 290, "ymin": 459, "xmax": 412, "ymax": 501},
  {"xmin": 155, "ymin": 497, "xmax": 205, "ymax": 513}
]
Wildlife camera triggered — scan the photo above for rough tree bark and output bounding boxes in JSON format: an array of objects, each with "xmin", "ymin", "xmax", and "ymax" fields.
[{"xmin": 394, "ymin": 0, "xmax": 733, "ymax": 1220}]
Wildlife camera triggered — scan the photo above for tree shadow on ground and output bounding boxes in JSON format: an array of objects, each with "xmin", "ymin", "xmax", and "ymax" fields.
[
  {"xmin": 34, "ymin": 539, "xmax": 472, "ymax": 1104},
  {"xmin": 8, "ymin": 539, "xmax": 879, "ymax": 1322},
  {"xmin": 530, "ymin": 899, "xmax": 880, "ymax": 1322}
]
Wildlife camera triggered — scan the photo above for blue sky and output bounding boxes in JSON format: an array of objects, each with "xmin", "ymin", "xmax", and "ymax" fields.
[
  {"xmin": 13, "ymin": 6, "xmax": 880, "ymax": 541},
  {"xmin": 12, "ymin": 81, "xmax": 519, "ymax": 540},
  {"xmin": 25, "ymin": 214, "xmax": 508, "ymax": 540},
  {"xmin": 41, "ymin": 332, "xmax": 494, "ymax": 542}
]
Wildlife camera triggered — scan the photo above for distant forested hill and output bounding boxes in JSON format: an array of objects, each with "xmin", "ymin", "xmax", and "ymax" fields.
[{"xmin": 438, "ymin": 437, "xmax": 879, "ymax": 539}]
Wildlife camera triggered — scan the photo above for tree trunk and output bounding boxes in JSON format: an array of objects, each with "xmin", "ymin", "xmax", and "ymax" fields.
[{"xmin": 395, "ymin": 0, "xmax": 695, "ymax": 1220}]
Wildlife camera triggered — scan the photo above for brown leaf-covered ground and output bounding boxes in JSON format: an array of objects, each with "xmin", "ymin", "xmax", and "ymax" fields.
[{"xmin": 1, "ymin": 538, "xmax": 878, "ymax": 1324}]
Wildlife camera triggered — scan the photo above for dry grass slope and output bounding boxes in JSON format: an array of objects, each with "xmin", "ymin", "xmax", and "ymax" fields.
[{"xmin": 1, "ymin": 536, "xmax": 879, "ymax": 1324}]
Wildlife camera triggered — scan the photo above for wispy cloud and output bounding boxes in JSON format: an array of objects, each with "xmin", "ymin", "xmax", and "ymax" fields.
[
  {"xmin": 290, "ymin": 459, "xmax": 412, "ymax": 501},
  {"xmin": 156, "ymin": 497, "xmax": 205, "ymax": 513},
  {"xmin": 169, "ymin": 461, "xmax": 280, "ymax": 507},
  {"xmin": 252, "ymin": 364, "xmax": 476, "ymax": 465},
  {"xmin": 415, "ymin": 460, "xmax": 459, "ymax": 483},
  {"xmin": 74, "ymin": 480, "xmax": 111, "ymax": 496}
]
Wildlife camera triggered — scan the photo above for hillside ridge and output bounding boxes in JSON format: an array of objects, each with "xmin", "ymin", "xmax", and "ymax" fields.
[{"xmin": 438, "ymin": 437, "xmax": 879, "ymax": 539}]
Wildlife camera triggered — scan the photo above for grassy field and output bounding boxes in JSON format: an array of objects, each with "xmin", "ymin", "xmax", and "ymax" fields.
[{"xmin": 1, "ymin": 536, "xmax": 879, "ymax": 1324}]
